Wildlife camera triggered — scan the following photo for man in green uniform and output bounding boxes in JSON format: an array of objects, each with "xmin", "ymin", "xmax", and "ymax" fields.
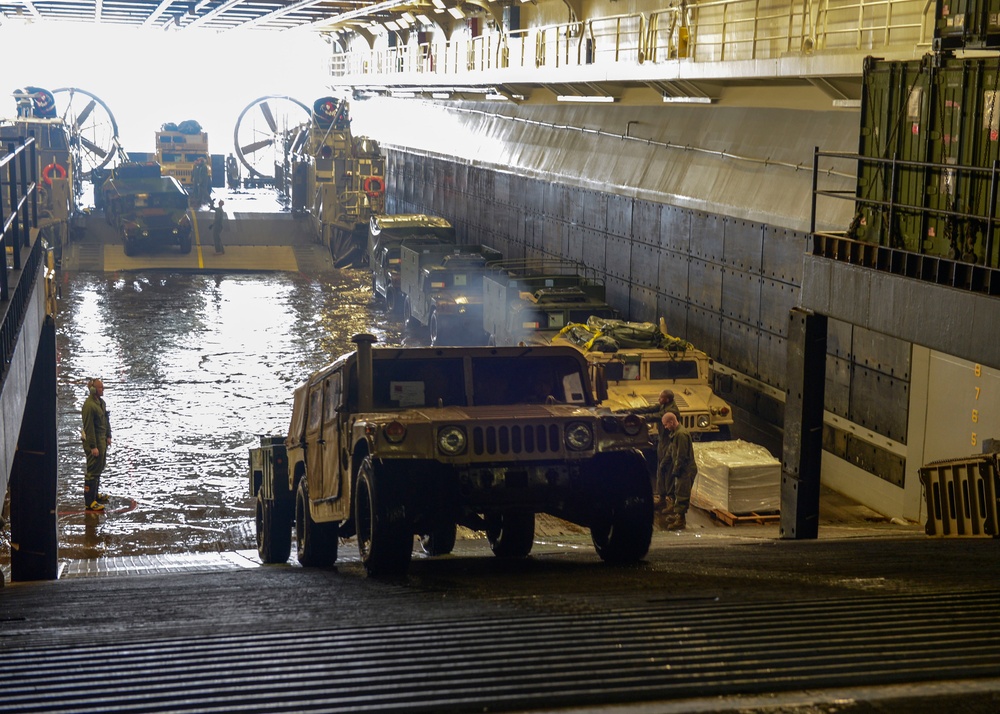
[
  {"xmin": 210, "ymin": 199, "xmax": 227, "ymax": 254},
  {"xmin": 191, "ymin": 157, "xmax": 211, "ymax": 208},
  {"xmin": 81, "ymin": 378, "xmax": 112, "ymax": 512},
  {"xmin": 659, "ymin": 411, "xmax": 697, "ymax": 530},
  {"xmin": 631, "ymin": 389, "xmax": 681, "ymax": 511}
]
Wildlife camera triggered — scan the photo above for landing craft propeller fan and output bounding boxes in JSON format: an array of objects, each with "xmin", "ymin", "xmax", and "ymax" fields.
[
  {"xmin": 233, "ymin": 95, "xmax": 311, "ymax": 180},
  {"xmin": 51, "ymin": 87, "xmax": 119, "ymax": 178}
]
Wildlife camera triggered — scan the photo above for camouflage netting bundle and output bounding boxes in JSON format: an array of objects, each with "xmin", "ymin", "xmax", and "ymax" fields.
[{"xmin": 558, "ymin": 317, "xmax": 693, "ymax": 353}]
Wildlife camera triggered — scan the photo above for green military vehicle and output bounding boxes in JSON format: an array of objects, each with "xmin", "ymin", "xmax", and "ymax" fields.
[
  {"xmin": 372, "ymin": 235, "xmax": 451, "ymax": 315},
  {"xmin": 483, "ymin": 259, "xmax": 619, "ymax": 346},
  {"xmin": 249, "ymin": 334, "xmax": 653, "ymax": 577},
  {"xmin": 399, "ymin": 243, "xmax": 502, "ymax": 346},
  {"xmin": 102, "ymin": 162, "xmax": 193, "ymax": 256},
  {"xmin": 366, "ymin": 213, "xmax": 455, "ymax": 267}
]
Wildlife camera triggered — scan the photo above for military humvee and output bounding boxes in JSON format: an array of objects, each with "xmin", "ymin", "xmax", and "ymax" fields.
[
  {"xmin": 483, "ymin": 259, "xmax": 618, "ymax": 346},
  {"xmin": 366, "ymin": 213, "xmax": 455, "ymax": 267},
  {"xmin": 399, "ymin": 244, "xmax": 502, "ymax": 346},
  {"xmin": 556, "ymin": 318, "xmax": 734, "ymax": 440},
  {"xmin": 372, "ymin": 235, "xmax": 451, "ymax": 315},
  {"xmin": 102, "ymin": 162, "xmax": 192, "ymax": 256},
  {"xmin": 250, "ymin": 334, "xmax": 653, "ymax": 577}
]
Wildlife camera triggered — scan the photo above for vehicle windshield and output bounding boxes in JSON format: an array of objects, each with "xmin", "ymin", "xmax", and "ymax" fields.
[
  {"xmin": 471, "ymin": 356, "xmax": 589, "ymax": 406},
  {"xmin": 371, "ymin": 358, "xmax": 466, "ymax": 408},
  {"xmin": 360, "ymin": 354, "xmax": 591, "ymax": 409},
  {"xmin": 648, "ymin": 360, "xmax": 700, "ymax": 380}
]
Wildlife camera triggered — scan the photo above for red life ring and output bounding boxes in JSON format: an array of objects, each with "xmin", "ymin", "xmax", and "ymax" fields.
[
  {"xmin": 363, "ymin": 176, "xmax": 384, "ymax": 196},
  {"xmin": 42, "ymin": 162, "xmax": 67, "ymax": 185}
]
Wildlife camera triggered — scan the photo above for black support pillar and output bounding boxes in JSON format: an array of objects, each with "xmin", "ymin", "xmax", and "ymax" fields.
[
  {"xmin": 10, "ymin": 314, "xmax": 58, "ymax": 581},
  {"xmin": 780, "ymin": 308, "xmax": 827, "ymax": 540}
]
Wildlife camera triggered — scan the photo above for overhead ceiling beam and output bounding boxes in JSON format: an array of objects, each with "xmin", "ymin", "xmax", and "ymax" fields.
[
  {"xmin": 308, "ymin": 0, "xmax": 424, "ymax": 32},
  {"xmin": 20, "ymin": 0, "xmax": 43, "ymax": 20},
  {"xmin": 183, "ymin": 0, "xmax": 244, "ymax": 30},
  {"xmin": 142, "ymin": 0, "xmax": 177, "ymax": 27}
]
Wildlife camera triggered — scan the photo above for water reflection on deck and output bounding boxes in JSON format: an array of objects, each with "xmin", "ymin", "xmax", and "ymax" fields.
[{"xmin": 54, "ymin": 270, "xmax": 405, "ymax": 560}]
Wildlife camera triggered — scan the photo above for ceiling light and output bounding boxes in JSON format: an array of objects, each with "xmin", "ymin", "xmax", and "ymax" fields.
[
  {"xmin": 384, "ymin": 20, "xmax": 400, "ymax": 30},
  {"xmin": 431, "ymin": 92, "xmax": 451, "ymax": 99},
  {"xmin": 432, "ymin": 0, "xmax": 446, "ymax": 8},
  {"xmin": 447, "ymin": 7, "xmax": 465, "ymax": 18},
  {"xmin": 401, "ymin": 12, "xmax": 416, "ymax": 23},
  {"xmin": 661, "ymin": 96, "xmax": 713, "ymax": 104},
  {"xmin": 557, "ymin": 95, "xmax": 617, "ymax": 103},
  {"xmin": 391, "ymin": 91, "xmax": 417, "ymax": 98},
  {"xmin": 417, "ymin": 14, "xmax": 432, "ymax": 24}
]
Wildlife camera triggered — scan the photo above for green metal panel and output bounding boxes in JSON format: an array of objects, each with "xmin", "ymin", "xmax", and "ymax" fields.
[
  {"xmin": 855, "ymin": 56, "xmax": 934, "ymax": 253},
  {"xmin": 856, "ymin": 55, "xmax": 1000, "ymax": 267},
  {"xmin": 936, "ymin": 0, "xmax": 1000, "ymax": 50}
]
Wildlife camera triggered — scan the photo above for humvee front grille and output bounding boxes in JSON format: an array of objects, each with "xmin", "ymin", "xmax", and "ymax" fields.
[{"xmin": 472, "ymin": 424, "xmax": 562, "ymax": 457}]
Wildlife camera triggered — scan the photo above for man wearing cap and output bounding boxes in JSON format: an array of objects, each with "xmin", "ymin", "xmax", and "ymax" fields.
[
  {"xmin": 81, "ymin": 378, "xmax": 112, "ymax": 512},
  {"xmin": 210, "ymin": 199, "xmax": 227, "ymax": 254}
]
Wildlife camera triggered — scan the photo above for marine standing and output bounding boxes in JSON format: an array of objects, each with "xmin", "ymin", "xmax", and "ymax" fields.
[
  {"xmin": 191, "ymin": 157, "xmax": 211, "ymax": 208},
  {"xmin": 658, "ymin": 411, "xmax": 697, "ymax": 530},
  {"xmin": 211, "ymin": 200, "xmax": 227, "ymax": 254},
  {"xmin": 631, "ymin": 389, "xmax": 681, "ymax": 511},
  {"xmin": 81, "ymin": 378, "xmax": 112, "ymax": 512}
]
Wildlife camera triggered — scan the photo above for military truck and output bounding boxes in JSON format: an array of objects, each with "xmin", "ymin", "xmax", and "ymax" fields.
[
  {"xmin": 556, "ymin": 317, "xmax": 734, "ymax": 441},
  {"xmin": 101, "ymin": 162, "xmax": 192, "ymax": 256},
  {"xmin": 366, "ymin": 213, "xmax": 455, "ymax": 267},
  {"xmin": 372, "ymin": 235, "xmax": 452, "ymax": 315},
  {"xmin": 483, "ymin": 259, "xmax": 619, "ymax": 346},
  {"xmin": 250, "ymin": 334, "xmax": 653, "ymax": 577},
  {"xmin": 399, "ymin": 244, "xmax": 502, "ymax": 346}
]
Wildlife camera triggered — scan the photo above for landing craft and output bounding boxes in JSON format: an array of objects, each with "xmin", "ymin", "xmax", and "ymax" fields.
[
  {"xmin": 0, "ymin": 86, "xmax": 121, "ymax": 261},
  {"xmin": 233, "ymin": 95, "xmax": 384, "ymax": 267}
]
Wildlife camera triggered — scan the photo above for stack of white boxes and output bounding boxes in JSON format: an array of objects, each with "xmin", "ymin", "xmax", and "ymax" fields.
[{"xmin": 691, "ymin": 440, "xmax": 781, "ymax": 515}]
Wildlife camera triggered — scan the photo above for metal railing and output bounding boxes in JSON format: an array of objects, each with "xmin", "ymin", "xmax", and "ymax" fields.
[
  {"xmin": 330, "ymin": 0, "xmax": 935, "ymax": 80},
  {"xmin": 0, "ymin": 136, "xmax": 43, "ymax": 384}
]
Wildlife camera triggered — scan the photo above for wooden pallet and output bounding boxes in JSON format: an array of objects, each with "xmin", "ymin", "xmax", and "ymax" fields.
[{"xmin": 710, "ymin": 508, "xmax": 780, "ymax": 526}]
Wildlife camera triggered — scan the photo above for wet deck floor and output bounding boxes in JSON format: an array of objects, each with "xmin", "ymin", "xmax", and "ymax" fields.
[{"xmin": 6, "ymin": 189, "xmax": 1000, "ymax": 711}]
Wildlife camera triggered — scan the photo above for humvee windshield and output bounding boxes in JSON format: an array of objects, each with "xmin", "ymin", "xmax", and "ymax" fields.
[
  {"xmin": 359, "ymin": 355, "xmax": 590, "ymax": 409},
  {"xmin": 648, "ymin": 360, "xmax": 700, "ymax": 380}
]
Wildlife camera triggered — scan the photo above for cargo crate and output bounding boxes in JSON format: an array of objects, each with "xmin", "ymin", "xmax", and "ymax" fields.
[
  {"xmin": 919, "ymin": 453, "xmax": 1000, "ymax": 536},
  {"xmin": 935, "ymin": 0, "xmax": 1000, "ymax": 50},
  {"xmin": 855, "ymin": 55, "xmax": 1000, "ymax": 268}
]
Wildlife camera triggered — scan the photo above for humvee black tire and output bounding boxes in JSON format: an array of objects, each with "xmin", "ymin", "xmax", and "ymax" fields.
[
  {"xmin": 419, "ymin": 522, "xmax": 457, "ymax": 556},
  {"xmin": 256, "ymin": 492, "xmax": 292, "ymax": 564},
  {"xmin": 386, "ymin": 287, "xmax": 399, "ymax": 315},
  {"xmin": 179, "ymin": 234, "xmax": 192, "ymax": 254},
  {"xmin": 295, "ymin": 478, "xmax": 339, "ymax": 567},
  {"xmin": 356, "ymin": 456, "xmax": 413, "ymax": 577},
  {"xmin": 485, "ymin": 511, "xmax": 535, "ymax": 558},
  {"xmin": 590, "ymin": 453, "xmax": 653, "ymax": 565},
  {"xmin": 429, "ymin": 310, "xmax": 448, "ymax": 347},
  {"xmin": 402, "ymin": 296, "xmax": 419, "ymax": 328},
  {"xmin": 123, "ymin": 237, "xmax": 136, "ymax": 257}
]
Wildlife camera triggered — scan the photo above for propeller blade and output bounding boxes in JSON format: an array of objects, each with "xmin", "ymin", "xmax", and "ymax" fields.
[
  {"xmin": 258, "ymin": 101, "xmax": 278, "ymax": 134},
  {"xmin": 241, "ymin": 138, "xmax": 274, "ymax": 155},
  {"xmin": 80, "ymin": 136, "xmax": 108, "ymax": 158},
  {"xmin": 75, "ymin": 99, "xmax": 97, "ymax": 130}
]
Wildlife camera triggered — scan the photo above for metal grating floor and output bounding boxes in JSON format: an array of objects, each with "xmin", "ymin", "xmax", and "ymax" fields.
[{"xmin": 2, "ymin": 589, "xmax": 999, "ymax": 713}]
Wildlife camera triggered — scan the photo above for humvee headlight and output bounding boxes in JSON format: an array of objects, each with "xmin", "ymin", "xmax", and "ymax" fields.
[
  {"xmin": 697, "ymin": 415, "xmax": 711, "ymax": 429},
  {"xmin": 622, "ymin": 414, "xmax": 643, "ymax": 436},
  {"xmin": 383, "ymin": 420, "xmax": 407, "ymax": 444},
  {"xmin": 565, "ymin": 422, "xmax": 593, "ymax": 451},
  {"xmin": 438, "ymin": 425, "xmax": 467, "ymax": 455}
]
